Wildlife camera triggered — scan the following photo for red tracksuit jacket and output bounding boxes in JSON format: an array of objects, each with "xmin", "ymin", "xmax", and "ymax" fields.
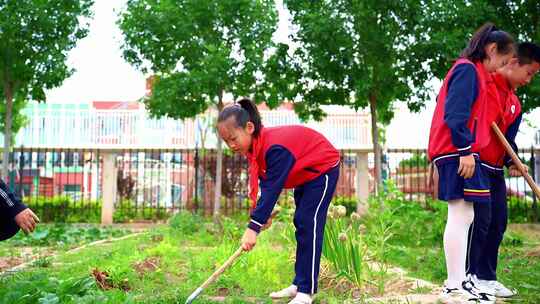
[{"xmin": 480, "ymin": 72, "xmax": 522, "ymax": 168}]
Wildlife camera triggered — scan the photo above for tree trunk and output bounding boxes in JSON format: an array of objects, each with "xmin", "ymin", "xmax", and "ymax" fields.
[
  {"xmin": 195, "ymin": 116, "xmax": 208, "ymax": 211},
  {"xmin": 213, "ymin": 94, "xmax": 224, "ymax": 219},
  {"xmin": 369, "ymin": 93, "xmax": 382, "ymax": 195},
  {"xmin": 2, "ymin": 81, "xmax": 13, "ymax": 181}
]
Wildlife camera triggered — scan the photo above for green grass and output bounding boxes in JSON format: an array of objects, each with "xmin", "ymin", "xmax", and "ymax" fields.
[
  {"xmin": 0, "ymin": 210, "xmax": 382, "ymax": 303},
  {"xmin": 1, "ymin": 196, "xmax": 540, "ymax": 303},
  {"xmin": 2, "ymin": 224, "xmax": 132, "ymax": 248},
  {"xmin": 369, "ymin": 189, "xmax": 540, "ymax": 304},
  {"xmin": 0, "ymin": 213, "xmax": 298, "ymax": 303}
]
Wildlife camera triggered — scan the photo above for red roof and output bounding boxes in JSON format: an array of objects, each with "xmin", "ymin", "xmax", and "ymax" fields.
[{"xmin": 92, "ymin": 101, "xmax": 141, "ymax": 110}]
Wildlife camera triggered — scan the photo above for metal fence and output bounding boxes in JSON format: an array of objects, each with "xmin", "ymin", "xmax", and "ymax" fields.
[
  {"xmin": 6, "ymin": 147, "xmax": 358, "ymax": 220},
  {"xmin": 6, "ymin": 147, "xmax": 540, "ymax": 222},
  {"xmin": 386, "ymin": 148, "xmax": 539, "ymax": 221}
]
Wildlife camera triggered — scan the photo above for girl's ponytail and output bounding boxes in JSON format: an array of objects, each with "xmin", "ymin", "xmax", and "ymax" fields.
[
  {"xmin": 460, "ymin": 22, "xmax": 514, "ymax": 61},
  {"xmin": 217, "ymin": 98, "xmax": 263, "ymax": 137}
]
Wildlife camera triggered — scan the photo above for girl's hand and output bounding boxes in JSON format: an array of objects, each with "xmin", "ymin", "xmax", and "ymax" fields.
[
  {"xmin": 241, "ymin": 228, "xmax": 258, "ymax": 251},
  {"xmin": 508, "ymin": 164, "xmax": 528, "ymax": 177},
  {"xmin": 458, "ymin": 154, "xmax": 476, "ymax": 179},
  {"xmin": 15, "ymin": 208, "xmax": 40, "ymax": 234}
]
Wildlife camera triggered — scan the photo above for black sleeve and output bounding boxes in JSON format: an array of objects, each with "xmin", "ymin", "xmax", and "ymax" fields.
[{"xmin": 0, "ymin": 179, "xmax": 27, "ymax": 219}]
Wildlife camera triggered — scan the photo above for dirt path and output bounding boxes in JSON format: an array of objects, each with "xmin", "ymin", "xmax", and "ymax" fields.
[{"xmin": 0, "ymin": 232, "xmax": 145, "ymax": 275}]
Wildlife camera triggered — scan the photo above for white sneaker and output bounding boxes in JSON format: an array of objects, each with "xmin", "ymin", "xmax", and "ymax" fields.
[
  {"xmin": 269, "ymin": 284, "xmax": 297, "ymax": 299},
  {"xmin": 439, "ymin": 279, "xmax": 496, "ymax": 304},
  {"xmin": 439, "ymin": 285, "xmax": 479, "ymax": 303},
  {"xmin": 468, "ymin": 274, "xmax": 496, "ymax": 301},
  {"xmin": 477, "ymin": 279, "xmax": 516, "ymax": 298},
  {"xmin": 287, "ymin": 292, "xmax": 312, "ymax": 304}
]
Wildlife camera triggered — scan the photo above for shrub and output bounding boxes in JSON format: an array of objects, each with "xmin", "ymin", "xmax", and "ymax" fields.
[
  {"xmin": 168, "ymin": 211, "xmax": 203, "ymax": 234},
  {"xmin": 24, "ymin": 196, "xmax": 101, "ymax": 223},
  {"xmin": 398, "ymin": 152, "xmax": 429, "ymax": 168},
  {"xmin": 322, "ymin": 205, "xmax": 366, "ymax": 287},
  {"xmin": 332, "ymin": 196, "xmax": 357, "ymax": 215}
]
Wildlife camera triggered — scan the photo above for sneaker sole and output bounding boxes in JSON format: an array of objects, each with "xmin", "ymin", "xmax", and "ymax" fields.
[
  {"xmin": 495, "ymin": 294, "xmax": 515, "ymax": 298},
  {"xmin": 439, "ymin": 296, "xmax": 479, "ymax": 304},
  {"xmin": 270, "ymin": 294, "xmax": 297, "ymax": 299}
]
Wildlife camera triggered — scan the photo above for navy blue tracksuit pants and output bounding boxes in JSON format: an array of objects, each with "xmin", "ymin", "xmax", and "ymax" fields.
[
  {"xmin": 292, "ymin": 165, "xmax": 339, "ymax": 294},
  {"xmin": 467, "ymin": 167, "xmax": 508, "ymax": 280}
]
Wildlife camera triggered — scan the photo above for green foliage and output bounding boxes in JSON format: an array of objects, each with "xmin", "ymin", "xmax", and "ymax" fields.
[
  {"xmin": 362, "ymin": 197, "xmax": 397, "ymax": 293},
  {"xmin": 0, "ymin": 0, "xmax": 93, "ymax": 156},
  {"xmin": 119, "ymin": 0, "xmax": 278, "ymax": 118},
  {"xmin": 268, "ymin": 1, "xmax": 540, "ymax": 120},
  {"xmin": 271, "ymin": 0, "xmax": 426, "ymax": 188},
  {"xmin": 369, "ymin": 182, "xmax": 447, "ymax": 247},
  {"xmin": 0, "ymin": 0, "xmax": 93, "ymax": 98},
  {"xmin": 113, "ymin": 200, "xmax": 172, "ymax": 223},
  {"xmin": 501, "ymin": 230, "xmax": 524, "ymax": 247},
  {"xmin": 31, "ymin": 256, "xmax": 52, "ymax": 268},
  {"xmin": 0, "ymin": 273, "xmax": 107, "ymax": 304},
  {"xmin": 0, "ymin": 96, "xmax": 28, "ymax": 142},
  {"xmin": 332, "ymin": 196, "xmax": 358, "ymax": 215},
  {"xmin": 168, "ymin": 211, "xmax": 203, "ymax": 235},
  {"xmin": 1, "ymin": 201, "xmax": 540, "ymax": 302},
  {"xmin": 409, "ymin": 1, "xmax": 540, "ymax": 113},
  {"xmin": 218, "ymin": 216, "xmax": 244, "ymax": 242},
  {"xmin": 398, "ymin": 153, "xmax": 429, "ymax": 169},
  {"xmin": 24, "ymin": 196, "xmax": 174, "ymax": 223},
  {"xmin": 273, "ymin": 1, "xmax": 426, "ymax": 120},
  {"xmin": 507, "ymin": 196, "xmax": 540, "ymax": 223},
  {"xmin": 5, "ymin": 224, "xmax": 130, "ymax": 247},
  {"xmin": 323, "ymin": 205, "xmax": 366, "ymax": 287},
  {"xmin": 24, "ymin": 196, "xmax": 101, "ymax": 223}
]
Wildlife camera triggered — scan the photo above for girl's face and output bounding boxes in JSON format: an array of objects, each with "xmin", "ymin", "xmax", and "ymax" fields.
[
  {"xmin": 217, "ymin": 117, "xmax": 254, "ymax": 155},
  {"xmin": 484, "ymin": 42, "xmax": 515, "ymax": 73}
]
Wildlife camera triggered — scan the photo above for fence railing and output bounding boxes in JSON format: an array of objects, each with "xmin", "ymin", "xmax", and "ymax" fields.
[
  {"xmin": 5, "ymin": 147, "xmax": 359, "ymax": 220},
  {"xmin": 9, "ymin": 103, "xmax": 372, "ymax": 150},
  {"xmin": 6, "ymin": 147, "xmax": 540, "ymax": 222},
  {"xmin": 386, "ymin": 148, "xmax": 539, "ymax": 222}
]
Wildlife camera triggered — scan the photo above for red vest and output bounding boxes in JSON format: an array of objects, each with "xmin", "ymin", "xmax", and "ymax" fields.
[
  {"xmin": 480, "ymin": 73, "xmax": 521, "ymax": 167},
  {"xmin": 247, "ymin": 126, "xmax": 340, "ymax": 207},
  {"xmin": 428, "ymin": 59, "xmax": 497, "ymax": 160}
]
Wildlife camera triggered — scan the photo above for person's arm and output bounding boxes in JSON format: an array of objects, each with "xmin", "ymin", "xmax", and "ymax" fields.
[
  {"xmin": 247, "ymin": 145, "xmax": 295, "ymax": 233},
  {"xmin": 0, "ymin": 180, "xmax": 39, "ymax": 233},
  {"xmin": 503, "ymin": 113, "xmax": 528, "ymax": 177},
  {"xmin": 503, "ymin": 113, "xmax": 522, "ymax": 167},
  {"xmin": 241, "ymin": 145, "xmax": 295, "ymax": 251},
  {"xmin": 0, "ymin": 180, "xmax": 27, "ymax": 218},
  {"xmin": 444, "ymin": 63, "xmax": 479, "ymax": 156}
]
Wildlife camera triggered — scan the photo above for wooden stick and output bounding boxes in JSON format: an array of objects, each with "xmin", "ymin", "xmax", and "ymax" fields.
[
  {"xmin": 185, "ymin": 209, "xmax": 280, "ymax": 303},
  {"xmin": 201, "ymin": 246, "xmax": 243, "ymax": 290},
  {"xmin": 491, "ymin": 122, "xmax": 540, "ymax": 200},
  {"xmin": 185, "ymin": 246, "xmax": 243, "ymax": 304}
]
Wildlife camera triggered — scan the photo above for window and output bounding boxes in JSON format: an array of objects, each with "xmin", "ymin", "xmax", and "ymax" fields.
[{"xmin": 64, "ymin": 184, "xmax": 81, "ymax": 192}]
